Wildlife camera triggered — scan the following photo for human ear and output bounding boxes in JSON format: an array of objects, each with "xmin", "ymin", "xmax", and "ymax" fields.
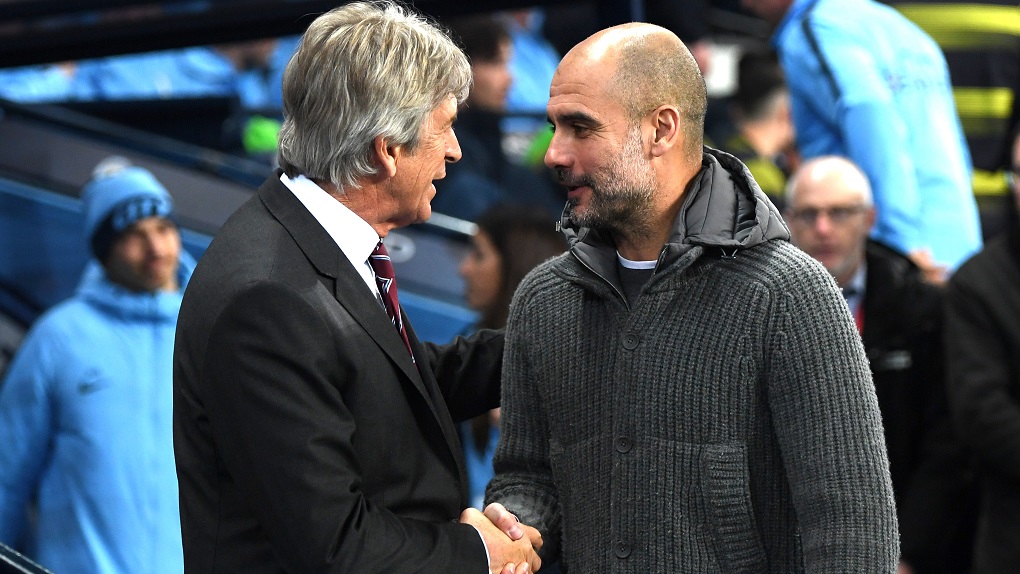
[
  {"xmin": 650, "ymin": 105, "xmax": 681, "ymax": 157},
  {"xmin": 373, "ymin": 136, "xmax": 399, "ymax": 178}
]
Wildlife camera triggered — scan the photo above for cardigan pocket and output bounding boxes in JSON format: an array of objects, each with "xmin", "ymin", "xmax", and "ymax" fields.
[{"xmin": 701, "ymin": 443, "xmax": 768, "ymax": 573}]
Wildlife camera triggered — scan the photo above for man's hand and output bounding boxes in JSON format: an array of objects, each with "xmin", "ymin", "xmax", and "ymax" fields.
[
  {"xmin": 483, "ymin": 503, "xmax": 543, "ymax": 551},
  {"xmin": 908, "ymin": 248, "xmax": 948, "ymax": 285},
  {"xmin": 460, "ymin": 507, "xmax": 542, "ymax": 573}
]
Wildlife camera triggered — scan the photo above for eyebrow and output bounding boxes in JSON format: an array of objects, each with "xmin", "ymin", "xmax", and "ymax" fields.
[{"xmin": 548, "ymin": 111, "xmax": 600, "ymax": 127}]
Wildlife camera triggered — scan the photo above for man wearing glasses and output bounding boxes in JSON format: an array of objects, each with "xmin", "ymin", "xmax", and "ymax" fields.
[{"xmin": 786, "ymin": 155, "xmax": 977, "ymax": 574}]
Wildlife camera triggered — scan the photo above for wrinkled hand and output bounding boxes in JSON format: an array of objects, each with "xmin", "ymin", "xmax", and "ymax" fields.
[{"xmin": 460, "ymin": 506, "xmax": 541, "ymax": 574}]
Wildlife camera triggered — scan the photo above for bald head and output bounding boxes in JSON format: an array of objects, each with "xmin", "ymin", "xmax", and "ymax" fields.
[
  {"xmin": 786, "ymin": 156, "xmax": 873, "ymax": 207},
  {"xmin": 785, "ymin": 156, "xmax": 876, "ymax": 287},
  {"xmin": 563, "ymin": 23, "xmax": 707, "ymax": 160}
]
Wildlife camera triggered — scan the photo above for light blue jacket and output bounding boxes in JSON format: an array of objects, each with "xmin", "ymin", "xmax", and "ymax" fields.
[
  {"xmin": 0, "ymin": 253, "xmax": 194, "ymax": 574},
  {"xmin": 74, "ymin": 47, "xmax": 274, "ymax": 110},
  {"xmin": 774, "ymin": 0, "xmax": 982, "ymax": 270}
]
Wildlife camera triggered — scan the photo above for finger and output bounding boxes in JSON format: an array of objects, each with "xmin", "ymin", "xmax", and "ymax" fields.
[
  {"xmin": 459, "ymin": 507, "xmax": 481, "ymax": 523},
  {"xmin": 514, "ymin": 562, "xmax": 531, "ymax": 574},
  {"xmin": 522, "ymin": 525, "xmax": 544, "ymax": 550},
  {"xmin": 500, "ymin": 563, "xmax": 516, "ymax": 574},
  {"xmin": 483, "ymin": 502, "xmax": 510, "ymax": 522},
  {"xmin": 484, "ymin": 503, "xmax": 523, "ymax": 539}
]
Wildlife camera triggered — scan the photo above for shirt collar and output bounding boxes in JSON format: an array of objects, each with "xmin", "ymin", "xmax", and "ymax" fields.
[
  {"xmin": 845, "ymin": 263, "xmax": 866, "ymax": 295},
  {"xmin": 841, "ymin": 262, "xmax": 868, "ymax": 312},
  {"xmin": 279, "ymin": 172, "xmax": 380, "ymax": 267}
]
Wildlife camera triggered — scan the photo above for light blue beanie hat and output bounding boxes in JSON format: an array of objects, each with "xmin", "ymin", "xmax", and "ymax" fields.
[{"xmin": 82, "ymin": 157, "xmax": 174, "ymax": 261}]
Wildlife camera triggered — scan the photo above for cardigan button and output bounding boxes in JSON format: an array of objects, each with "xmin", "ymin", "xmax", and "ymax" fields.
[
  {"xmin": 614, "ymin": 541, "xmax": 631, "ymax": 558},
  {"xmin": 622, "ymin": 332, "xmax": 640, "ymax": 350},
  {"xmin": 615, "ymin": 436, "xmax": 633, "ymax": 453}
]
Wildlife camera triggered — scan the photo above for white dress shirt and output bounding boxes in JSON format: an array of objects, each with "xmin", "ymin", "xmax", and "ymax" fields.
[{"xmin": 280, "ymin": 172, "xmax": 382, "ymax": 300}]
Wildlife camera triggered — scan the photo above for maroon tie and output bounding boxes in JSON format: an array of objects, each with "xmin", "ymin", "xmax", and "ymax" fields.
[{"xmin": 369, "ymin": 241, "xmax": 414, "ymax": 361}]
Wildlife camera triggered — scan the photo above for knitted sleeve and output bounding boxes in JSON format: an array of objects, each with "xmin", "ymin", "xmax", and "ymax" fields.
[
  {"xmin": 763, "ymin": 253, "xmax": 900, "ymax": 571},
  {"xmin": 484, "ymin": 269, "xmax": 563, "ymax": 561}
]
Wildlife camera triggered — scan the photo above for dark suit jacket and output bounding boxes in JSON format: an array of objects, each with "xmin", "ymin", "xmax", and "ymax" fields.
[
  {"xmin": 173, "ymin": 173, "xmax": 502, "ymax": 573},
  {"xmin": 861, "ymin": 240, "xmax": 976, "ymax": 573},
  {"xmin": 945, "ymin": 228, "xmax": 1020, "ymax": 574}
]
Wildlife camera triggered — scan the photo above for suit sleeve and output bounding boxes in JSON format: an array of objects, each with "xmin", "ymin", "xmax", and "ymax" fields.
[
  {"xmin": 483, "ymin": 279, "xmax": 563, "ymax": 561},
  {"xmin": 424, "ymin": 328, "xmax": 503, "ymax": 423},
  {"xmin": 203, "ymin": 282, "xmax": 487, "ymax": 573},
  {"xmin": 765, "ymin": 261, "xmax": 900, "ymax": 570},
  {"xmin": 897, "ymin": 287, "xmax": 976, "ymax": 568}
]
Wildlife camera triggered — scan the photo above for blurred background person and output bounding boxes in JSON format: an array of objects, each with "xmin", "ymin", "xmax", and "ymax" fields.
[
  {"xmin": 786, "ymin": 156, "xmax": 976, "ymax": 574},
  {"xmin": 944, "ymin": 131, "xmax": 1020, "ymax": 574},
  {"xmin": 0, "ymin": 158, "xmax": 193, "ymax": 574},
  {"xmin": 886, "ymin": 0, "xmax": 1020, "ymax": 240},
  {"xmin": 73, "ymin": 39, "xmax": 279, "ymax": 107},
  {"xmin": 722, "ymin": 48, "xmax": 797, "ymax": 209},
  {"xmin": 457, "ymin": 204, "xmax": 566, "ymax": 510},
  {"xmin": 744, "ymin": 0, "xmax": 983, "ymax": 282},
  {"xmin": 433, "ymin": 15, "xmax": 562, "ymax": 222},
  {"xmin": 498, "ymin": 9, "xmax": 561, "ymax": 150},
  {"xmin": 0, "ymin": 62, "xmax": 79, "ymax": 103}
]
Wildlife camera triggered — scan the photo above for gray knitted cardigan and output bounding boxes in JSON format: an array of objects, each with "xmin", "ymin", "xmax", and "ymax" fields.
[{"xmin": 486, "ymin": 148, "xmax": 899, "ymax": 573}]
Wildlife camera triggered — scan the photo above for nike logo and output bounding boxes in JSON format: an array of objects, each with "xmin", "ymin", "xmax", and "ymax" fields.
[{"xmin": 78, "ymin": 371, "xmax": 105, "ymax": 395}]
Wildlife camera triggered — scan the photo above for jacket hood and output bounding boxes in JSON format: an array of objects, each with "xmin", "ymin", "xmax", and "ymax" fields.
[
  {"xmin": 560, "ymin": 146, "xmax": 790, "ymax": 261},
  {"xmin": 75, "ymin": 250, "xmax": 196, "ymax": 322}
]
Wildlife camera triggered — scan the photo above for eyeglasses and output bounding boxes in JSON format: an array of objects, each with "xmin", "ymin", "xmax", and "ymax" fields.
[{"xmin": 786, "ymin": 205, "xmax": 868, "ymax": 225}]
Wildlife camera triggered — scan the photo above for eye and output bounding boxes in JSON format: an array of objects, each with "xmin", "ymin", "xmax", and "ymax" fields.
[
  {"xmin": 572, "ymin": 123, "xmax": 592, "ymax": 137},
  {"xmin": 829, "ymin": 208, "xmax": 850, "ymax": 222}
]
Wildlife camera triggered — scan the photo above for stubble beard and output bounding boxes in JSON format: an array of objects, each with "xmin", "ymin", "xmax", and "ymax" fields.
[{"xmin": 562, "ymin": 130, "xmax": 657, "ymax": 238}]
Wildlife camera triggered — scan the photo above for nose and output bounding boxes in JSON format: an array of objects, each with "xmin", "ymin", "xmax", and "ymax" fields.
[
  {"xmin": 458, "ymin": 256, "xmax": 470, "ymax": 279},
  {"xmin": 446, "ymin": 129, "xmax": 462, "ymax": 164},
  {"xmin": 147, "ymin": 232, "xmax": 170, "ymax": 257},
  {"xmin": 501, "ymin": 68, "xmax": 514, "ymax": 93},
  {"xmin": 544, "ymin": 129, "xmax": 568, "ymax": 170},
  {"xmin": 813, "ymin": 212, "xmax": 834, "ymax": 235}
]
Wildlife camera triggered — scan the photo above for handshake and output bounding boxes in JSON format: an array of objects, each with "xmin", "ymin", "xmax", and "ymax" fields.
[{"xmin": 460, "ymin": 503, "xmax": 543, "ymax": 574}]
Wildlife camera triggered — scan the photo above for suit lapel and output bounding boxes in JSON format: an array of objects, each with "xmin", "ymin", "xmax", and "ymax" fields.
[
  {"xmin": 257, "ymin": 175, "xmax": 464, "ymax": 469},
  {"xmin": 404, "ymin": 318, "xmax": 470, "ymax": 500}
]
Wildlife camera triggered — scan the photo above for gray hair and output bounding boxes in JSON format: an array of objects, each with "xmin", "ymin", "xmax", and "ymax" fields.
[
  {"xmin": 785, "ymin": 155, "xmax": 874, "ymax": 206},
  {"xmin": 277, "ymin": 0, "xmax": 471, "ymax": 191}
]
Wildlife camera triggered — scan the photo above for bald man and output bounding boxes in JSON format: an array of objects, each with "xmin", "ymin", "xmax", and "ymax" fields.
[
  {"xmin": 485, "ymin": 24, "xmax": 899, "ymax": 572},
  {"xmin": 787, "ymin": 156, "xmax": 977, "ymax": 574}
]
